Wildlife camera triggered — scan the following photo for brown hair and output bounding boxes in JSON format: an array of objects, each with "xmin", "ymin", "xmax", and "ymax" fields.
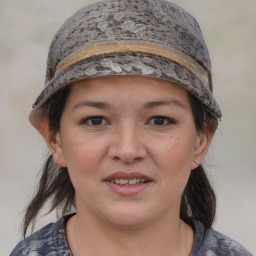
[{"xmin": 22, "ymin": 86, "xmax": 216, "ymax": 237}]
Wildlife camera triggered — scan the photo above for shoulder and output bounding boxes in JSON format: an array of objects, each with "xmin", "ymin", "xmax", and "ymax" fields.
[
  {"xmin": 10, "ymin": 222, "xmax": 56, "ymax": 255},
  {"xmin": 192, "ymin": 220, "xmax": 253, "ymax": 256},
  {"xmin": 10, "ymin": 215, "xmax": 72, "ymax": 256}
]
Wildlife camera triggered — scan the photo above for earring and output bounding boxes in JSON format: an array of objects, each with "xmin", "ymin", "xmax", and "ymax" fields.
[{"xmin": 194, "ymin": 159, "xmax": 199, "ymax": 165}]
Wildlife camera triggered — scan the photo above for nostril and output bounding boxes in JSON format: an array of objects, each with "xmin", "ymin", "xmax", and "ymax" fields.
[{"xmin": 111, "ymin": 154, "xmax": 143, "ymax": 164}]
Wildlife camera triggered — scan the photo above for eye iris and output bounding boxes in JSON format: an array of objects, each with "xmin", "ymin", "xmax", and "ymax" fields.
[
  {"xmin": 154, "ymin": 117, "xmax": 165, "ymax": 125},
  {"xmin": 91, "ymin": 117, "xmax": 103, "ymax": 125}
]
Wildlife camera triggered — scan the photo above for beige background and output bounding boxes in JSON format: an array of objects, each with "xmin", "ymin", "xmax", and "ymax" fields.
[{"xmin": 1, "ymin": 0, "xmax": 256, "ymax": 255}]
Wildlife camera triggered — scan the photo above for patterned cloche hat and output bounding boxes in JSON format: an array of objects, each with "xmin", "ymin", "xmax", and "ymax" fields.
[{"xmin": 29, "ymin": 0, "xmax": 222, "ymax": 129}]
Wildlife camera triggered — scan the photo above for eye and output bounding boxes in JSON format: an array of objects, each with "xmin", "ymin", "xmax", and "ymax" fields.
[
  {"xmin": 82, "ymin": 116, "xmax": 108, "ymax": 126},
  {"xmin": 148, "ymin": 116, "xmax": 175, "ymax": 126}
]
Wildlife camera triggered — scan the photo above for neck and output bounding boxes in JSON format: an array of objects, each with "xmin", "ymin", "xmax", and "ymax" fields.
[{"xmin": 66, "ymin": 211, "xmax": 193, "ymax": 256}]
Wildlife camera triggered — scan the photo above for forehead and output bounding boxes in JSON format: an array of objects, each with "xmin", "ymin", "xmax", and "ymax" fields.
[{"xmin": 68, "ymin": 76, "xmax": 190, "ymax": 104}]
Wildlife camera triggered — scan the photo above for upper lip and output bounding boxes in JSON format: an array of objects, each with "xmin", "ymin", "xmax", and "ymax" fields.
[{"xmin": 104, "ymin": 171, "xmax": 153, "ymax": 181}]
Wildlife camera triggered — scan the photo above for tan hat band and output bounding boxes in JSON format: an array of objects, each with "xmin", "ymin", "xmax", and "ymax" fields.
[{"xmin": 55, "ymin": 41, "xmax": 209, "ymax": 88}]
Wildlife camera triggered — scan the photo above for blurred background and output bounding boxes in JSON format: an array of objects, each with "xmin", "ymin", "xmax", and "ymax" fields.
[{"xmin": 1, "ymin": 0, "xmax": 255, "ymax": 255}]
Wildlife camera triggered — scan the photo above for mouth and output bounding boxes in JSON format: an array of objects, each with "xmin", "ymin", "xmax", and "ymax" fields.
[
  {"xmin": 103, "ymin": 171, "xmax": 153, "ymax": 195},
  {"xmin": 108, "ymin": 178, "xmax": 148, "ymax": 186},
  {"xmin": 104, "ymin": 171, "xmax": 153, "ymax": 185}
]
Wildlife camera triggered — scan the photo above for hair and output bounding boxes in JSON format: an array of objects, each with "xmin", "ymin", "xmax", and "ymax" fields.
[{"xmin": 22, "ymin": 84, "xmax": 217, "ymax": 237}]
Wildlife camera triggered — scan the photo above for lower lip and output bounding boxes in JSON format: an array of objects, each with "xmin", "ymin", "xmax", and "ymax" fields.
[{"xmin": 105, "ymin": 181, "xmax": 152, "ymax": 196}]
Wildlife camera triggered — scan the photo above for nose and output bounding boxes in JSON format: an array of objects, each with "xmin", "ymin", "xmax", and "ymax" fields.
[{"xmin": 108, "ymin": 121, "xmax": 147, "ymax": 164}]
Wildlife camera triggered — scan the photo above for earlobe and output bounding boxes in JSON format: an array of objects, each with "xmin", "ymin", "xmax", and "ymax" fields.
[{"xmin": 191, "ymin": 120, "xmax": 217, "ymax": 170}]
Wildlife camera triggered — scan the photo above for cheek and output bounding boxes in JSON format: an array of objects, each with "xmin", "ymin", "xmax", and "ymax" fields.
[
  {"xmin": 62, "ymin": 138, "xmax": 107, "ymax": 200},
  {"xmin": 160, "ymin": 136, "xmax": 195, "ymax": 192},
  {"xmin": 155, "ymin": 135, "xmax": 195, "ymax": 165},
  {"xmin": 164, "ymin": 135, "xmax": 180, "ymax": 150},
  {"xmin": 61, "ymin": 136, "xmax": 107, "ymax": 177},
  {"xmin": 150, "ymin": 134, "xmax": 196, "ymax": 194}
]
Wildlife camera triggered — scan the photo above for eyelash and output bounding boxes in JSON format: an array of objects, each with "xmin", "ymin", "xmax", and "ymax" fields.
[
  {"xmin": 80, "ymin": 115, "xmax": 176, "ymax": 127},
  {"xmin": 148, "ymin": 116, "xmax": 176, "ymax": 126},
  {"xmin": 81, "ymin": 116, "xmax": 109, "ymax": 126}
]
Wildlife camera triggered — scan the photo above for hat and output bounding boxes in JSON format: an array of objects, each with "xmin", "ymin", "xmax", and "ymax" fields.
[{"xmin": 29, "ymin": 0, "xmax": 222, "ymax": 130}]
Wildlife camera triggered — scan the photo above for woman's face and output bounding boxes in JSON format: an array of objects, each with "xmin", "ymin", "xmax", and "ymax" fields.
[{"xmin": 50, "ymin": 76, "xmax": 209, "ymax": 227}]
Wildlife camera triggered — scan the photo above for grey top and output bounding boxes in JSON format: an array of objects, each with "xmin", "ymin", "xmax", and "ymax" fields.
[{"xmin": 10, "ymin": 215, "xmax": 253, "ymax": 256}]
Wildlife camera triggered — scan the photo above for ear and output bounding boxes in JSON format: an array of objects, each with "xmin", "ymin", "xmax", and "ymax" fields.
[
  {"xmin": 47, "ymin": 131, "xmax": 67, "ymax": 168},
  {"xmin": 36, "ymin": 117, "xmax": 67, "ymax": 168},
  {"xmin": 191, "ymin": 119, "xmax": 217, "ymax": 170}
]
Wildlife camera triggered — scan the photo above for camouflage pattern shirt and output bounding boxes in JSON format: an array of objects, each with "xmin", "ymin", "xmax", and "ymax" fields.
[{"xmin": 10, "ymin": 214, "xmax": 253, "ymax": 256}]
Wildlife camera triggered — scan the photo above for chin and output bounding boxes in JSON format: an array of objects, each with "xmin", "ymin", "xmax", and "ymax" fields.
[{"xmin": 99, "ymin": 203, "xmax": 160, "ymax": 229}]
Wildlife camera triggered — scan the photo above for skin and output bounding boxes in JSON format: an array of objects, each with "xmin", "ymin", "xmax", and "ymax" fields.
[{"xmin": 46, "ymin": 76, "xmax": 215, "ymax": 256}]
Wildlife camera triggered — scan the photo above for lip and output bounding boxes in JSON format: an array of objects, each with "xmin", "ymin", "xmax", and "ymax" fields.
[
  {"xmin": 103, "ymin": 171, "xmax": 153, "ymax": 196},
  {"xmin": 104, "ymin": 171, "xmax": 153, "ymax": 181}
]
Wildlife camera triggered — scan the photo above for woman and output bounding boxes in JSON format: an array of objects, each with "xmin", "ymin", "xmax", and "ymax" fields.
[{"xmin": 10, "ymin": 0, "xmax": 253, "ymax": 255}]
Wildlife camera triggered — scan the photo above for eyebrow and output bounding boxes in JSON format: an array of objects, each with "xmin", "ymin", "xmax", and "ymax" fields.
[
  {"xmin": 72, "ymin": 99, "xmax": 185, "ymax": 111},
  {"xmin": 143, "ymin": 100, "xmax": 185, "ymax": 109},
  {"xmin": 72, "ymin": 101, "xmax": 110, "ymax": 110}
]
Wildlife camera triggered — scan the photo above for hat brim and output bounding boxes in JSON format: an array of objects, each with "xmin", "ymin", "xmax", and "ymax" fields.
[{"xmin": 30, "ymin": 52, "xmax": 222, "ymax": 129}]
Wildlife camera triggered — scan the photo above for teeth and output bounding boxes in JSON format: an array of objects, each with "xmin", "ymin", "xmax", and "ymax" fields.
[
  {"xmin": 110, "ymin": 178, "xmax": 146, "ymax": 185},
  {"xmin": 120, "ymin": 179, "xmax": 128, "ymax": 185},
  {"xmin": 129, "ymin": 178, "xmax": 136, "ymax": 185}
]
